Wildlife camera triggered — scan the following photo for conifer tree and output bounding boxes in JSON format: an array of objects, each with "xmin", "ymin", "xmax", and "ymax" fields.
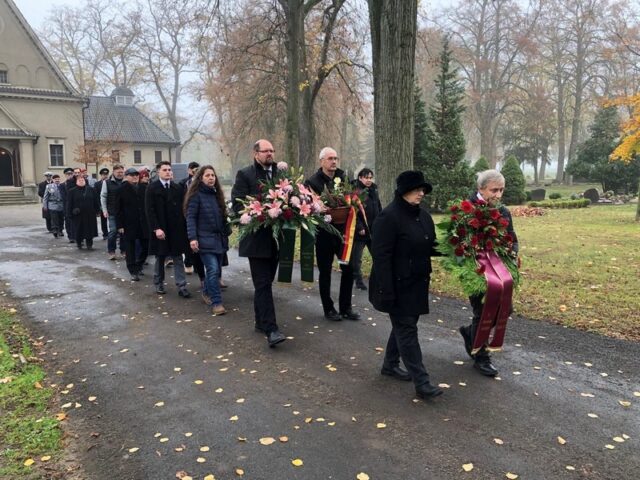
[{"xmin": 501, "ymin": 155, "xmax": 527, "ymax": 205}]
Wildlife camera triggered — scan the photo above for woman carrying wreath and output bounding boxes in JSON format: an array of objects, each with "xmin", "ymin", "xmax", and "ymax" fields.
[
  {"xmin": 369, "ymin": 170, "xmax": 443, "ymax": 400},
  {"xmin": 458, "ymin": 169, "xmax": 519, "ymax": 377},
  {"xmin": 184, "ymin": 165, "xmax": 230, "ymax": 315}
]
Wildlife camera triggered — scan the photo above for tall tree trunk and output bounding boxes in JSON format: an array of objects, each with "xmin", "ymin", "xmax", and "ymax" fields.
[
  {"xmin": 539, "ymin": 149, "xmax": 548, "ymax": 182},
  {"xmin": 368, "ymin": 0, "xmax": 417, "ymax": 205},
  {"xmin": 299, "ymin": 92, "xmax": 316, "ymax": 175},
  {"xmin": 555, "ymin": 77, "xmax": 566, "ymax": 183},
  {"xmin": 636, "ymin": 179, "xmax": 640, "ymax": 221},
  {"xmin": 281, "ymin": 0, "xmax": 304, "ymax": 167}
]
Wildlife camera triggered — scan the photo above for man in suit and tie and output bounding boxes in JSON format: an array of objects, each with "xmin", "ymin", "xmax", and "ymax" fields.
[
  {"xmin": 145, "ymin": 161, "xmax": 191, "ymax": 298},
  {"xmin": 231, "ymin": 139, "xmax": 286, "ymax": 347}
]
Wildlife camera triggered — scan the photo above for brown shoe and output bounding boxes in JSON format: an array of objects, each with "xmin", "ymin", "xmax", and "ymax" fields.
[{"xmin": 212, "ymin": 304, "xmax": 226, "ymax": 315}]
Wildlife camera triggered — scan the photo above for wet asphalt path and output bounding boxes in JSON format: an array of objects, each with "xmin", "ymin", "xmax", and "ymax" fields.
[{"xmin": 0, "ymin": 204, "xmax": 638, "ymax": 480}]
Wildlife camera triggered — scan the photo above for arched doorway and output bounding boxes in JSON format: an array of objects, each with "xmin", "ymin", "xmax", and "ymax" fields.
[{"xmin": 0, "ymin": 148, "xmax": 14, "ymax": 186}]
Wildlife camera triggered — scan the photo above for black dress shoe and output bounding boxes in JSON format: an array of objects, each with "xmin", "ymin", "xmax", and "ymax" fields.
[
  {"xmin": 474, "ymin": 357, "xmax": 499, "ymax": 377},
  {"xmin": 415, "ymin": 382, "xmax": 444, "ymax": 399},
  {"xmin": 155, "ymin": 284, "xmax": 166, "ymax": 294},
  {"xmin": 178, "ymin": 287, "xmax": 192, "ymax": 298},
  {"xmin": 340, "ymin": 309, "xmax": 361, "ymax": 321},
  {"xmin": 381, "ymin": 365, "xmax": 412, "ymax": 381},
  {"xmin": 130, "ymin": 274, "xmax": 140, "ymax": 282},
  {"xmin": 459, "ymin": 326, "xmax": 473, "ymax": 359},
  {"xmin": 268, "ymin": 330, "xmax": 286, "ymax": 347},
  {"xmin": 324, "ymin": 310, "xmax": 342, "ymax": 321}
]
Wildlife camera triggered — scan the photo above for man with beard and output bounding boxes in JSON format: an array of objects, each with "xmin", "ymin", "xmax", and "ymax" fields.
[
  {"xmin": 117, "ymin": 168, "xmax": 149, "ymax": 281},
  {"xmin": 231, "ymin": 139, "xmax": 286, "ymax": 347},
  {"xmin": 145, "ymin": 161, "xmax": 191, "ymax": 298}
]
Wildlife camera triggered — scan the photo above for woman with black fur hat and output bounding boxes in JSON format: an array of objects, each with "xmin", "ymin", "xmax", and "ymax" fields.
[{"xmin": 369, "ymin": 170, "xmax": 443, "ymax": 400}]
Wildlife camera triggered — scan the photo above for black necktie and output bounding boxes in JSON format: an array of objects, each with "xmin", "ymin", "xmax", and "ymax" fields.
[
  {"xmin": 164, "ymin": 182, "xmax": 170, "ymax": 189},
  {"xmin": 266, "ymin": 170, "xmax": 272, "ymax": 181}
]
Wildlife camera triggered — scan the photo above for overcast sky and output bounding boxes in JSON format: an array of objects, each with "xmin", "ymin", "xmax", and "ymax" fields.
[{"xmin": 14, "ymin": 0, "xmax": 83, "ymax": 30}]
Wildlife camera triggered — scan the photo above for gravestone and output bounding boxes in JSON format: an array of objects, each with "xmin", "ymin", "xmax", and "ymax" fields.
[
  {"xmin": 530, "ymin": 188, "xmax": 546, "ymax": 201},
  {"xmin": 583, "ymin": 188, "xmax": 599, "ymax": 204}
]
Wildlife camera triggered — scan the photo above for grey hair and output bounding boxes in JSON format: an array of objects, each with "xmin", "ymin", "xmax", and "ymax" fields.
[
  {"xmin": 318, "ymin": 147, "xmax": 336, "ymax": 161},
  {"xmin": 476, "ymin": 169, "xmax": 505, "ymax": 189}
]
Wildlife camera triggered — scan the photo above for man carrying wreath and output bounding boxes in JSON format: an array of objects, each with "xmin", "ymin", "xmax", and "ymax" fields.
[{"xmin": 458, "ymin": 169, "xmax": 519, "ymax": 377}]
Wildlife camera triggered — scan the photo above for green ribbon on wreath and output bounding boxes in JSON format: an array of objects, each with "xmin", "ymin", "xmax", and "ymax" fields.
[{"xmin": 277, "ymin": 226, "xmax": 316, "ymax": 283}]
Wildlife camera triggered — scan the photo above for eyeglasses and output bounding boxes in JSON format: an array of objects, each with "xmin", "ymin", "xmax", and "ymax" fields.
[
  {"xmin": 258, "ymin": 149, "xmax": 275, "ymax": 154},
  {"xmin": 326, "ymin": 156, "xmax": 339, "ymax": 161}
]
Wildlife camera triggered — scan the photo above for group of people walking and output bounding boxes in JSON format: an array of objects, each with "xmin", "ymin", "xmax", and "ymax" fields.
[{"xmin": 37, "ymin": 139, "xmax": 518, "ymax": 401}]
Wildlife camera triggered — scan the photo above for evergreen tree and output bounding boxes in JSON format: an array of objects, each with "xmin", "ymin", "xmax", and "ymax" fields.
[
  {"xmin": 567, "ymin": 106, "xmax": 640, "ymax": 194},
  {"xmin": 414, "ymin": 85, "xmax": 430, "ymax": 171},
  {"xmin": 418, "ymin": 36, "xmax": 471, "ymax": 210},
  {"xmin": 473, "ymin": 156, "xmax": 490, "ymax": 174},
  {"xmin": 501, "ymin": 155, "xmax": 527, "ymax": 205}
]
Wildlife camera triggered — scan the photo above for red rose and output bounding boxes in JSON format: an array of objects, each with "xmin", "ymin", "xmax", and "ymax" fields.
[
  {"xmin": 504, "ymin": 233, "xmax": 513, "ymax": 243},
  {"xmin": 489, "ymin": 208, "xmax": 501, "ymax": 220},
  {"xmin": 257, "ymin": 214, "xmax": 265, "ymax": 223},
  {"xmin": 477, "ymin": 232, "xmax": 485, "ymax": 241},
  {"xmin": 476, "ymin": 264, "xmax": 486, "ymax": 275},
  {"xmin": 282, "ymin": 209, "xmax": 294, "ymax": 220},
  {"xmin": 499, "ymin": 217, "xmax": 509, "ymax": 227},
  {"xmin": 456, "ymin": 226, "xmax": 467, "ymax": 237},
  {"xmin": 476, "ymin": 198, "xmax": 487, "ymax": 205},
  {"xmin": 487, "ymin": 226, "xmax": 498, "ymax": 237},
  {"xmin": 451, "ymin": 214, "xmax": 459, "ymax": 221},
  {"xmin": 474, "ymin": 209, "xmax": 484, "ymax": 219},
  {"xmin": 450, "ymin": 205, "xmax": 459, "ymax": 213},
  {"xmin": 454, "ymin": 245, "xmax": 465, "ymax": 256},
  {"xmin": 470, "ymin": 235, "xmax": 479, "ymax": 247},
  {"xmin": 449, "ymin": 236, "xmax": 459, "ymax": 245},
  {"xmin": 486, "ymin": 240, "xmax": 494, "ymax": 251},
  {"xmin": 468, "ymin": 218, "xmax": 481, "ymax": 229},
  {"xmin": 460, "ymin": 200, "xmax": 474, "ymax": 213},
  {"xmin": 479, "ymin": 219, "xmax": 489, "ymax": 227}
]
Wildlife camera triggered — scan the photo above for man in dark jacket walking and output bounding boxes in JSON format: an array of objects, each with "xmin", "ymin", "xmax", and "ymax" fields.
[
  {"xmin": 38, "ymin": 172, "xmax": 54, "ymax": 232},
  {"xmin": 350, "ymin": 168, "xmax": 382, "ymax": 290},
  {"xmin": 145, "ymin": 161, "xmax": 191, "ymax": 298},
  {"xmin": 101, "ymin": 164, "xmax": 125, "ymax": 259},
  {"xmin": 231, "ymin": 139, "xmax": 286, "ymax": 347},
  {"xmin": 59, "ymin": 167, "xmax": 77, "ymax": 242},
  {"xmin": 306, "ymin": 147, "xmax": 360, "ymax": 322},
  {"xmin": 116, "ymin": 168, "xmax": 148, "ymax": 281},
  {"xmin": 179, "ymin": 161, "xmax": 200, "ymax": 275},
  {"xmin": 458, "ymin": 169, "xmax": 519, "ymax": 378}
]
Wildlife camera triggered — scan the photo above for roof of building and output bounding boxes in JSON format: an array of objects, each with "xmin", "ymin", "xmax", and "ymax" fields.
[
  {"xmin": 0, "ymin": 85, "xmax": 81, "ymax": 100},
  {"xmin": 84, "ymin": 96, "xmax": 179, "ymax": 146},
  {"xmin": 0, "ymin": 127, "xmax": 37, "ymax": 138},
  {"xmin": 111, "ymin": 86, "xmax": 134, "ymax": 97}
]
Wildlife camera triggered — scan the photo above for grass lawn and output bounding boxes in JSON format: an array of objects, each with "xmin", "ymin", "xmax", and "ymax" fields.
[{"xmin": 0, "ymin": 307, "xmax": 62, "ymax": 478}]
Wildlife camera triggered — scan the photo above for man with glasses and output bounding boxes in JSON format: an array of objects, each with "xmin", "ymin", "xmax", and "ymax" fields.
[
  {"xmin": 306, "ymin": 147, "xmax": 360, "ymax": 322},
  {"xmin": 145, "ymin": 161, "xmax": 191, "ymax": 298},
  {"xmin": 231, "ymin": 139, "xmax": 286, "ymax": 347},
  {"xmin": 351, "ymin": 168, "xmax": 382, "ymax": 290}
]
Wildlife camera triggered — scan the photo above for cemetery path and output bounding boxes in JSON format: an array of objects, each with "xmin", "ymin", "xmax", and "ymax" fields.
[{"xmin": 1, "ymin": 204, "xmax": 638, "ymax": 480}]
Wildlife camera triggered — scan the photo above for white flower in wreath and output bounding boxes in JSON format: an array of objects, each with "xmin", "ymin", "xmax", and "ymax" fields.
[{"xmin": 333, "ymin": 177, "xmax": 342, "ymax": 185}]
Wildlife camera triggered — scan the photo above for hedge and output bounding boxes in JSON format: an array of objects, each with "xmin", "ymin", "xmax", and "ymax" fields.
[{"xmin": 527, "ymin": 199, "xmax": 590, "ymax": 209}]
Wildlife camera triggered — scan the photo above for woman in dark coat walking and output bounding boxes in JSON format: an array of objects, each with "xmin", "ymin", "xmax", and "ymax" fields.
[
  {"xmin": 184, "ymin": 165, "xmax": 229, "ymax": 315},
  {"xmin": 369, "ymin": 170, "xmax": 443, "ymax": 400},
  {"xmin": 67, "ymin": 175, "xmax": 99, "ymax": 249}
]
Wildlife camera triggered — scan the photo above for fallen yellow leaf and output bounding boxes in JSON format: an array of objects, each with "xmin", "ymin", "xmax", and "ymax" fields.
[
  {"xmin": 128, "ymin": 447, "xmax": 139, "ymax": 453},
  {"xmin": 197, "ymin": 457, "xmax": 206, "ymax": 463},
  {"xmin": 494, "ymin": 438, "xmax": 504, "ymax": 445},
  {"xmin": 376, "ymin": 423, "xmax": 387, "ymax": 429},
  {"xmin": 279, "ymin": 436, "xmax": 289, "ymax": 443},
  {"xmin": 238, "ymin": 437, "xmax": 247, "ymax": 442},
  {"xmin": 462, "ymin": 463, "xmax": 474, "ymax": 472},
  {"xmin": 215, "ymin": 388, "xmax": 223, "ymax": 393},
  {"xmin": 236, "ymin": 398, "xmax": 245, "ymax": 403},
  {"xmin": 235, "ymin": 468, "xmax": 244, "ymax": 476},
  {"xmin": 24, "ymin": 459, "xmax": 35, "ymax": 466},
  {"xmin": 184, "ymin": 432, "xmax": 193, "ymax": 437},
  {"xmin": 88, "ymin": 396, "xmax": 97, "ymax": 402},
  {"xmin": 204, "ymin": 475, "xmax": 216, "ymax": 480},
  {"xmin": 154, "ymin": 401, "xmax": 165, "ymax": 407},
  {"xmin": 559, "ymin": 305, "xmax": 567, "ymax": 312},
  {"xmin": 229, "ymin": 415, "xmax": 239, "ymax": 421},
  {"xmin": 587, "ymin": 413, "xmax": 599, "ymax": 418},
  {"xmin": 613, "ymin": 436, "xmax": 625, "ymax": 443},
  {"xmin": 619, "ymin": 400, "xmax": 631, "ymax": 407},
  {"xmin": 160, "ymin": 437, "xmax": 169, "ymax": 443},
  {"xmin": 357, "ymin": 473, "xmax": 370, "ymax": 480},
  {"xmin": 200, "ymin": 446, "xmax": 210, "ymax": 452},
  {"xmin": 194, "ymin": 380, "xmax": 204, "ymax": 385},
  {"xmin": 34, "ymin": 381, "xmax": 43, "ymax": 389},
  {"xmin": 40, "ymin": 455, "xmax": 51, "ymax": 461},
  {"xmin": 633, "ymin": 391, "xmax": 640, "ymax": 397},
  {"xmin": 505, "ymin": 473, "xmax": 518, "ymax": 479},
  {"xmin": 557, "ymin": 436, "xmax": 567, "ymax": 445},
  {"xmin": 259, "ymin": 437, "xmax": 276, "ymax": 445},
  {"xmin": 291, "ymin": 458, "xmax": 304, "ymax": 467},
  {"xmin": 55, "ymin": 413, "xmax": 67, "ymax": 421},
  {"xmin": 605, "ymin": 444, "xmax": 615, "ymax": 449},
  {"xmin": 566, "ymin": 465, "xmax": 575, "ymax": 471}
]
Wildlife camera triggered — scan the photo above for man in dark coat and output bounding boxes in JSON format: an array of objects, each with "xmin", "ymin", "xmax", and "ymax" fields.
[
  {"xmin": 350, "ymin": 168, "xmax": 382, "ymax": 291},
  {"xmin": 67, "ymin": 175, "xmax": 99, "ymax": 249},
  {"xmin": 116, "ymin": 168, "xmax": 149, "ymax": 281},
  {"xmin": 94, "ymin": 167, "xmax": 110, "ymax": 239},
  {"xmin": 38, "ymin": 172, "xmax": 54, "ymax": 232},
  {"xmin": 59, "ymin": 167, "xmax": 77, "ymax": 242},
  {"xmin": 458, "ymin": 169, "xmax": 520, "ymax": 377},
  {"xmin": 101, "ymin": 164, "xmax": 125, "ymax": 260},
  {"xmin": 231, "ymin": 139, "xmax": 286, "ymax": 348},
  {"xmin": 145, "ymin": 161, "xmax": 191, "ymax": 297},
  {"xmin": 179, "ymin": 161, "xmax": 200, "ymax": 275},
  {"xmin": 369, "ymin": 170, "xmax": 443, "ymax": 399},
  {"xmin": 305, "ymin": 147, "xmax": 360, "ymax": 322}
]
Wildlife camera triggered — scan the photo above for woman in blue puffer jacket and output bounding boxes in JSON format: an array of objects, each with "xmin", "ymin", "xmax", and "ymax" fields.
[{"xmin": 184, "ymin": 165, "xmax": 230, "ymax": 315}]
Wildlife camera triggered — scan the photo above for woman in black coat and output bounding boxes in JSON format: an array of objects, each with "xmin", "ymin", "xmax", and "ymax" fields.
[
  {"xmin": 67, "ymin": 175, "xmax": 99, "ymax": 249},
  {"xmin": 369, "ymin": 170, "xmax": 443, "ymax": 400}
]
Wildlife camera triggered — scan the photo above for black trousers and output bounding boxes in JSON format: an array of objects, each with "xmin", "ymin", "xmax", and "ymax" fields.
[
  {"xmin": 350, "ymin": 238, "xmax": 371, "ymax": 284},
  {"xmin": 65, "ymin": 213, "xmax": 74, "ymax": 239},
  {"xmin": 384, "ymin": 314, "xmax": 430, "ymax": 387},
  {"xmin": 49, "ymin": 210, "xmax": 64, "ymax": 234},
  {"xmin": 248, "ymin": 256, "xmax": 279, "ymax": 334},
  {"xmin": 100, "ymin": 214, "xmax": 108, "ymax": 238},
  {"xmin": 123, "ymin": 236, "xmax": 148, "ymax": 275},
  {"xmin": 467, "ymin": 294, "xmax": 490, "ymax": 359},
  {"xmin": 315, "ymin": 231, "xmax": 354, "ymax": 314}
]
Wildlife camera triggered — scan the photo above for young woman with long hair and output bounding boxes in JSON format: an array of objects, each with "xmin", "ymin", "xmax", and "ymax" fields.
[{"xmin": 184, "ymin": 165, "xmax": 229, "ymax": 315}]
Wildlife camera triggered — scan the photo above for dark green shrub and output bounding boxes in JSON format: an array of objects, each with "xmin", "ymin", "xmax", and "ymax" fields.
[
  {"xmin": 501, "ymin": 155, "xmax": 526, "ymax": 205},
  {"xmin": 549, "ymin": 192, "xmax": 562, "ymax": 199}
]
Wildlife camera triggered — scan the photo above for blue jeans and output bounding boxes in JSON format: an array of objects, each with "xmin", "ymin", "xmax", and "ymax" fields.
[
  {"xmin": 200, "ymin": 253, "xmax": 223, "ymax": 305},
  {"xmin": 107, "ymin": 215, "xmax": 124, "ymax": 254}
]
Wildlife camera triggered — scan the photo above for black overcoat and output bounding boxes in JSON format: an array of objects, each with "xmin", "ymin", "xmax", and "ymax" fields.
[
  {"xmin": 67, "ymin": 185, "xmax": 99, "ymax": 241},
  {"xmin": 369, "ymin": 195, "xmax": 439, "ymax": 316},
  {"xmin": 116, "ymin": 182, "xmax": 148, "ymax": 241},
  {"xmin": 231, "ymin": 161, "xmax": 276, "ymax": 258},
  {"xmin": 145, "ymin": 180, "xmax": 188, "ymax": 256}
]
